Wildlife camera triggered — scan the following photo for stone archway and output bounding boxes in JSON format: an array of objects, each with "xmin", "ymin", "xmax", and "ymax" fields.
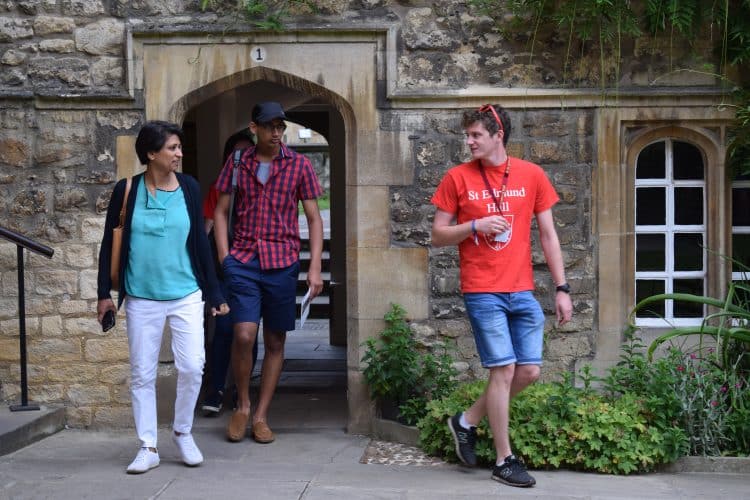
[
  {"xmin": 123, "ymin": 31, "xmax": 429, "ymax": 433},
  {"xmin": 176, "ymin": 68, "xmax": 350, "ymax": 345}
]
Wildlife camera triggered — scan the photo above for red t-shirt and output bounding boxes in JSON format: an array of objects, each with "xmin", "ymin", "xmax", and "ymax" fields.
[
  {"xmin": 431, "ymin": 157, "xmax": 559, "ymax": 293},
  {"xmin": 203, "ymin": 183, "xmax": 219, "ymax": 220}
]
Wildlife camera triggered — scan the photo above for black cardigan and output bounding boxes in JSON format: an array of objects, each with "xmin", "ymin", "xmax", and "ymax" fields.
[{"xmin": 97, "ymin": 172, "xmax": 225, "ymax": 309}]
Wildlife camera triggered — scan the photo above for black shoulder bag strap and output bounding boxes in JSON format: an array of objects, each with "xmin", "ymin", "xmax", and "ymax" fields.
[{"xmin": 227, "ymin": 148, "xmax": 244, "ymax": 246}]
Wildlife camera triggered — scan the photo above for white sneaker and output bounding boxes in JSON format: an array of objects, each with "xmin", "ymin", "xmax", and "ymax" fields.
[
  {"xmin": 172, "ymin": 432, "xmax": 204, "ymax": 466},
  {"xmin": 126, "ymin": 447, "xmax": 160, "ymax": 474}
]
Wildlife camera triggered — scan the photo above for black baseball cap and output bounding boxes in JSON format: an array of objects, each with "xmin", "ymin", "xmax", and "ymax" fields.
[{"xmin": 251, "ymin": 101, "xmax": 286, "ymax": 124}]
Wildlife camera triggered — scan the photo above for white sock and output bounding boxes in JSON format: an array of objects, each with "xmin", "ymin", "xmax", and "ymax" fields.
[
  {"xmin": 459, "ymin": 413, "xmax": 474, "ymax": 429},
  {"xmin": 497, "ymin": 454, "xmax": 514, "ymax": 466}
]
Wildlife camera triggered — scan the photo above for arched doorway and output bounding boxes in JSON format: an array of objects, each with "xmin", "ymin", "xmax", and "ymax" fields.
[{"xmin": 178, "ymin": 74, "xmax": 347, "ymax": 347}]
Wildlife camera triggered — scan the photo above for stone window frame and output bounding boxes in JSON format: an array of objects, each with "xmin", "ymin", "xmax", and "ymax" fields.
[
  {"xmin": 596, "ymin": 108, "xmax": 732, "ymax": 356},
  {"xmin": 632, "ymin": 137, "xmax": 708, "ymax": 327}
]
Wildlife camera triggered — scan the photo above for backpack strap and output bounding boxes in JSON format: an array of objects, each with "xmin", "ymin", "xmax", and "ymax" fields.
[
  {"xmin": 227, "ymin": 148, "xmax": 245, "ymax": 245},
  {"xmin": 231, "ymin": 148, "xmax": 242, "ymax": 188}
]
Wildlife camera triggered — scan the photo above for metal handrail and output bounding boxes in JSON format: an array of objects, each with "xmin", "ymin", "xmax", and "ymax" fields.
[
  {"xmin": 0, "ymin": 226, "xmax": 54, "ymax": 258},
  {"xmin": 0, "ymin": 226, "xmax": 54, "ymax": 411}
]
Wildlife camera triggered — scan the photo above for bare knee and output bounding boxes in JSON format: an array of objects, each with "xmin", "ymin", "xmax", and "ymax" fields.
[
  {"xmin": 233, "ymin": 323, "xmax": 258, "ymax": 348},
  {"xmin": 488, "ymin": 364, "xmax": 515, "ymax": 388},
  {"xmin": 263, "ymin": 331, "xmax": 286, "ymax": 356},
  {"xmin": 515, "ymin": 364, "xmax": 540, "ymax": 385}
]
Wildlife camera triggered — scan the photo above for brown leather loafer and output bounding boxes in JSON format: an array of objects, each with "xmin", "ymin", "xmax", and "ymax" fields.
[
  {"xmin": 251, "ymin": 421, "xmax": 275, "ymax": 443},
  {"xmin": 226, "ymin": 411, "xmax": 249, "ymax": 442}
]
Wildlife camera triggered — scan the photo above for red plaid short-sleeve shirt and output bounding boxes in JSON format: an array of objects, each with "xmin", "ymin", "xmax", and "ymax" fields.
[{"xmin": 215, "ymin": 143, "xmax": 323, "ymax": 269}]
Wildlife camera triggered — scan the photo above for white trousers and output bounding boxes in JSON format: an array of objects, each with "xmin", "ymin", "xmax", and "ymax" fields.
[{"xmin": 124, "ymin": 290, "xmax": 205, "ymax": 448}]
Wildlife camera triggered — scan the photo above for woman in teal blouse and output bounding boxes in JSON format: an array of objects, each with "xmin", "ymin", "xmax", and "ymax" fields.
[{"xmin": 97, "ymin": 121, "xmax": 229, "ymax": 474}]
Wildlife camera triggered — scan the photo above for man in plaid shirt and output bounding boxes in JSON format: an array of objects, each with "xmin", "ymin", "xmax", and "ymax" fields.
[{"xmin": 213, "ymin": 101, "xmax": 324, "ymax": 444}]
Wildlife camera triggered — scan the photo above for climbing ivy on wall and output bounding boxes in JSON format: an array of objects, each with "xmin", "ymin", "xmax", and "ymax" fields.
[
  {"xmin": 200, "ymin": 0, "xmax": 319, "ymax": 30},
  {"xmin": 721, "ymin": 0, "xmax": 750, "ymax": 177},
  {"xmin": 469, "ymin": 0, "xmax": 750, "ymax": 176},
  {"xmin": 471, "ymin": 0, "xmax": 742, "ymax": 84},
  {"xmin": 728, "ymin": 89, "xmax": 750, "ymax": 177}
]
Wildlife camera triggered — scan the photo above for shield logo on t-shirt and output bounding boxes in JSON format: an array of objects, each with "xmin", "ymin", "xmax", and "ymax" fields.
[{"xmin": 484, "ymin": 214, "xmax": 513, "ymax": 251}]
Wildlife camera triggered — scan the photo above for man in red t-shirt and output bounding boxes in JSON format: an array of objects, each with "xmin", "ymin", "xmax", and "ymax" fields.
[{"xmin": 431, "ymin": 104, "xmax": 572, "ymax": 488}]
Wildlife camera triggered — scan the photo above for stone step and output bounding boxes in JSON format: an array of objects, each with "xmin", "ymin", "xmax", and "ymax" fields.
[
  {"xmin": 299, "ymin": 238, "xmax": 331, "ymax": 252},
  {"xmin": 295, "ymin": 295, "xmax": 330, "ymax": 305},
  {"xmin": 299, "ymin": 250, "xmax": 331, "ymax": 272},
  {"xmin": 297, "ymin": 270, "xmax": 332, "ymax": 282},
  {"xmin": 0, "ymin": 406, "xmax": 66, "ymax": 457},
  {"xmin": 295, "ymin": 294, "xmax": 330, "ymax": 319}
]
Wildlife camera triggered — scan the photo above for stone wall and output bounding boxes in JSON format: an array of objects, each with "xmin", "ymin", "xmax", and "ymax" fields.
[
  {"xmin": 0, "ymin": 1, "xmax": 144, "ymax": 396},
  {"xmin": 0, "ymin": 0, "xmax": 717, "ymax": 96},
  {"xmin": 0, "ymin": 0, "xmax": 726, "ymax": 426},
  {"xmin": 0, "ymin": 107, "xmax": 144, "ymax": 426}
]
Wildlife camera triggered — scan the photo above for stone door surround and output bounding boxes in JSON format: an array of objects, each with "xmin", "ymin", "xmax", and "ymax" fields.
[{"xmin": 122, "ymin": 29, "xmax": 427, "ymax": 433}]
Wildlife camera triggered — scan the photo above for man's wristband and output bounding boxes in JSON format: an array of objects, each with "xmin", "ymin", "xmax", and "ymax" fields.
[
  {"xmin": 471, "ymin": 220, "xmax": 478, "ymax": 245},
  {"xmin": 556, "ymin": 283, "xmax": 571, "ymax": 294}
]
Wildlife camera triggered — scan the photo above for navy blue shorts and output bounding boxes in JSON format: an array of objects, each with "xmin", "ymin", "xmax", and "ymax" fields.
[{"xmin": 222, "ymin": 254, "xmax": 299, "ymax": 333}]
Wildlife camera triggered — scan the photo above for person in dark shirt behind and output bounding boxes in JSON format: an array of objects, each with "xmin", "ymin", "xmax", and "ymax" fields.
[{"xmin": 200, "ymin": 130, "xmax": 256, "ymax": 417}]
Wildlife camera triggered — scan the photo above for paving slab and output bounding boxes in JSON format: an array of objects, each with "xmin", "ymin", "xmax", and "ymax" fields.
[
  {"xmin": 1, "ymin": 391, "xmax": 749, "ymax": 500},
  {"xmin": 3, "ymin": 426, "xmax": 749, "ymax": 500}
]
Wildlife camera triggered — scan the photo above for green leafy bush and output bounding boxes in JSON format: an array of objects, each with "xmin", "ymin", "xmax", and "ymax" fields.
[
  {"xmin": 601, "ymin": 330, "xmax": 686, "ymax": 440},
  {"xmin": 514, "ymin": 382, "xmax": 685, "ymax": 473},
  {"xmin": 361, "ymin": 303, "xmax": 457, "ymax": 425},
  {"xmin": 417, "ymin": 325, "xmax": 748, "ymax": 472},
  {"xmin": 417, "ymin": 374, "xmax": 687, "ymax": 474}
]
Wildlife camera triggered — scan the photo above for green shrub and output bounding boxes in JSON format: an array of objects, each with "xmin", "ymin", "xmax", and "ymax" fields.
[
  {"xmin": 510, "ymin": 378, "xmax": 686, "ymax": 473},
  {"xmin": 361, "ymin": 303, "xmax": 457, "ymax": 425},
  {"xmin": 417, "ymin": 375, "xmax": 687, "ymax": 474},
  {"xmin": 417, "ymin": 281, "xmax": 750, "ymax": 469},
  {"xmin": 601, "ymin": 329, "xmax": 686, "ymax": 442}
]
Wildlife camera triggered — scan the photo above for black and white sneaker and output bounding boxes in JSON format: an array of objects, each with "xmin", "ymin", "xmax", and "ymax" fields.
[
  {"xmin": 447, "ymin": 413, "xmax": 477, "ymax": 466},
  {"xmin": 492, "ymin": 455, "xmax": 536, "ymax": 488},
  {"xmin": 200, "ymin": 390, "xmax": 223, "ymax": 416}
]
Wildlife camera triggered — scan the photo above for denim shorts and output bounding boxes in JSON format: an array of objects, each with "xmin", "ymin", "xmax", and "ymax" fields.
[
  {"xmin": 463, "ymin": 291, "xmax": 545, "ymax": 368},
  {"xmin": 222, "ymin": 254, "xmax": 299, "ymax": 332}
]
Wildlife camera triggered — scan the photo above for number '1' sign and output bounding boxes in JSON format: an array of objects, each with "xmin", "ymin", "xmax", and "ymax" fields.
[{"xmin": 251, "ymin": 46, "xmax": 266, "ymax": 62}]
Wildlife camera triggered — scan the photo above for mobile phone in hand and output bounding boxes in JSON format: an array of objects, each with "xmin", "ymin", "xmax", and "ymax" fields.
[{"xmin": 102, "ymin": 309, "xmax": 115, "ymax": 332}]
